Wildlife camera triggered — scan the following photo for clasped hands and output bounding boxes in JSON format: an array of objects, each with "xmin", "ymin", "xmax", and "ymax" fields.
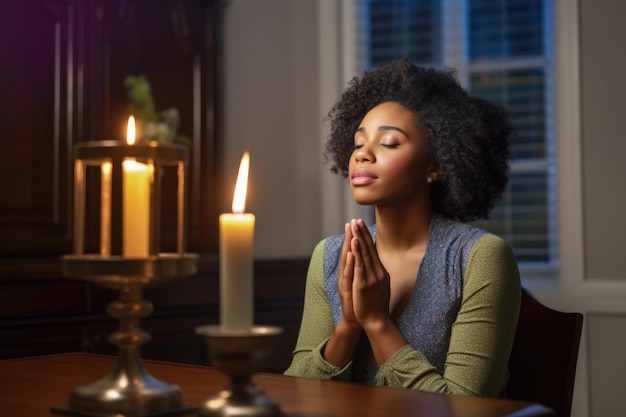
[
  {"xmin": 339, "ymin": 219, "xmax": 392, "ymax": 333},
  {"xmin": 323, "ymin": 219, "xmax": 408, "ymax": 368}
]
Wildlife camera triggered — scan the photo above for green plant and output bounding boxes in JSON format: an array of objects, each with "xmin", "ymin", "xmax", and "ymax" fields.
[{"xmin": 124, "ymin": 75, "xmax": 191, "ymax": 146}]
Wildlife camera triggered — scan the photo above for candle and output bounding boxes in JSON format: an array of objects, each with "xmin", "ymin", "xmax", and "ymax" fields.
[
  {"xmin": 219, "ymin": 152, "xmax": 255, "ymax": 332},
  {"xmin": 100, "ymin": 162, "xmax": 112, "ymax": 256},
  {"xmin": 123, "ymin": 116, "xmax": 151, "ymax": 258}
]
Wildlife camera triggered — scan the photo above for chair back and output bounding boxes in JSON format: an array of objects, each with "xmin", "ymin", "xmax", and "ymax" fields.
[{"xmin": 507, "ymin": 288, "xmax": 583, "ymax": 417}]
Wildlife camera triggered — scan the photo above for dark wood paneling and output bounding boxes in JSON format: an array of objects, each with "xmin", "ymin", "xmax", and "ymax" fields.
[
  {"xmin": 0, "ymin": 0, "xmax": 219, "ymax": 257},
  {"xmin": 0, "ymin": 0, "xmax": 73, "ymax": 257},
  {"xmin": 0, "ymin": 258, "xmax": 309, "ymax": 374}
]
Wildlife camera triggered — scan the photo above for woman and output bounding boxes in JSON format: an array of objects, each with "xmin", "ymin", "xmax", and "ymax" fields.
[{"xmin": 284, "ymin": 59, "xmax": 520, "ymax": 397}]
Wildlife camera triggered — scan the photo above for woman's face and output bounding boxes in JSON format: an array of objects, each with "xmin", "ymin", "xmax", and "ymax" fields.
[{"xmin": 349, "ymin": 101, "xmax": 436, "ymax": 207}]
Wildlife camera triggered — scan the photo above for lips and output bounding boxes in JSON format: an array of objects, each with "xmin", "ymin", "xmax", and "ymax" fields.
[{"xmin": 351, "ymin": 168, "xmax": 378, "ymax": 186}]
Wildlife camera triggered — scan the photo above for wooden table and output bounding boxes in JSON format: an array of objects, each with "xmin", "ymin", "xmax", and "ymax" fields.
[{"xmin": 0, "ymin": 353, "xmax": 553, "ymax": 417}]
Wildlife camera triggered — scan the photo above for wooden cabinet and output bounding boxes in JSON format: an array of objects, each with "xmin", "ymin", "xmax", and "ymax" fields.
[{"xmin": 0, "ymin": 0, "xmax": 306, "ymax": 374}]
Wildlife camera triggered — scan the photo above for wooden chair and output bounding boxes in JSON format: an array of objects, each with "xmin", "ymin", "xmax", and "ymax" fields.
[{"xmin": 507, "ymin": 287, "xmax": 584, "ymax": 417}]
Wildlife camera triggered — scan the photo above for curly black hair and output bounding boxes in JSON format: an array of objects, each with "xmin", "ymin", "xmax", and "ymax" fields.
[{"xmin": 324, "ymin": 59, "xmax": 513, "ymax": 222}]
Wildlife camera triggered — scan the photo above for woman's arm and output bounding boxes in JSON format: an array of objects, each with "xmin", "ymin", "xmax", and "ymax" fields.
[
  {"xmin": 283, "ymin": 240, "xmax": 354, "ymax": 380},
  {"xmin": 375, "ymin": 234, "xmax": 521, "ymax": 396}
]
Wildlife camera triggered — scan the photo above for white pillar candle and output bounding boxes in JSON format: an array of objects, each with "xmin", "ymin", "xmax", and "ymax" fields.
[
  {"xmin": 219, "ymin": 152, "xmax": 254, "ymax": 332},
  {"xmin": 122, "ymin": 116, "xmax": 150, "ymax": 258}
]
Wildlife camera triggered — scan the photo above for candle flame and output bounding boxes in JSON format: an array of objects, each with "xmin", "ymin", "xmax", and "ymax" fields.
[
  {"xmin": 127, "ymin": 116, "xmax": 136, "ymax": 145},
  {"xmin": 232, "ymin": 152, "xmax": 250, "ymax": 214}
]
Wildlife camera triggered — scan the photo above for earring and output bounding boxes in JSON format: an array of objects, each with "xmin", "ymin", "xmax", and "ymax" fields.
[{"xmin": 426, "ymin": 177, "xmax": 432, "ymax": 183}]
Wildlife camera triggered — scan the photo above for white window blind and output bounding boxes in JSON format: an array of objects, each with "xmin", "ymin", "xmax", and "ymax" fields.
[{"xmin": 356, "ymin": 0, "xmax": 558, "ymax": 271}]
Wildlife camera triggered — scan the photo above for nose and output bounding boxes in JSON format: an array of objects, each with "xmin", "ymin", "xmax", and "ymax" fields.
[{"xmin": 354, "ymin": 142, "xmax": 374, "ymax": 164}]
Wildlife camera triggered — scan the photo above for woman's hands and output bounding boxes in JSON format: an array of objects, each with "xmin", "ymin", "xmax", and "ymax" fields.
[
  {"xmin": 338, "ymin": 222, "xmax": 360, "ymax": 330},
  {"xmin": 320, "ymin": 221, "xmax": 363, "ymax": 368},
  {"xmin": 324, "ymin": 218, "xmax": 407, "ymax": 368},
  {"xmin": 340, "ymin": 219, "xmax": 392, "ymax": 332},
  {"xmin": 333, "ymin": 219, "xmax": 408, "ymax": 367}
]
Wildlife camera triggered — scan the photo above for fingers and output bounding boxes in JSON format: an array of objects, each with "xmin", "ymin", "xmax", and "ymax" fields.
[
  {"xmin": 351, "ymin": 219, "xmax": 376, "ymax": 253},
  {"xmin": 344, "ymin": 250, "xmax": 355, "ymax": 281},
  {"xmin": 347, "ymin": 220, "xmax": 391, "ymax": 328},
  {"xmin": 339, "ymin": 222, "xmax": 352, "ymax": 273},
  {"xmin": 339, "ymin": 223, "xmax": 355, "ymax": 296},
  {"xmin": 350, "ymin": 237, "xmax": 365, "ymax": 279},
  {"xmin": 339, "ymin": 252, "xmax": 354, "ymax": 296},
  {"xmin": 339, "ymin": 226, "xmax": 359, "ymax": 329},
  {"xmin": 350, "ymin": 219, "xmax": 378, "ymax": 280}
]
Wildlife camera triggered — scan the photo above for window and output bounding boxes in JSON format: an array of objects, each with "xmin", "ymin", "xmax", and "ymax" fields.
[{"xmin": 356, "ymin": 0, "xmax": 557, "ymax": 274}]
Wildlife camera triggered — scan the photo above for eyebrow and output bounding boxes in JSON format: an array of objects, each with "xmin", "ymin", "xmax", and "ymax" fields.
[{"xmin": 356, "ymin": 125, "xmax": 409, "ymax": 138}]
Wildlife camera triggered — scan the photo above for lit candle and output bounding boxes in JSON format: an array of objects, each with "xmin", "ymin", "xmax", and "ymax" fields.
[
  {"xmin": 123, "ymin": 116, "xmax": 151, "ymax": 258},
  {"xmin": 219, "ymin": 152, "xmax": 255, "ymax": 332}
]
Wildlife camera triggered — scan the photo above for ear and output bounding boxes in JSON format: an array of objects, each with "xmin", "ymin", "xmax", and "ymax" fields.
[{"xmin": 427, "ymin": 160, "xmax": 442, "ymax": 182}]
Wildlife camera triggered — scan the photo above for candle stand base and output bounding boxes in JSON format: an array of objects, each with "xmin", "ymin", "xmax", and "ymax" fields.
[
  {"xmin": 52, "ymin": 376, "xmax": 195, "ymax": 417},
  {"xmin": 195, "ymin": 325, "xmax": 284, "ymax": 417},
  {"xmin": 52, "ymin": 254, "xmax": 198, "ymax": 417}
]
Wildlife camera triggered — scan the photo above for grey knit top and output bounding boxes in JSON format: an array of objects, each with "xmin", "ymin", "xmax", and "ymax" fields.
[{"xmin": 284, "ymin": 213, "xmax": 521, "ymax": 397}]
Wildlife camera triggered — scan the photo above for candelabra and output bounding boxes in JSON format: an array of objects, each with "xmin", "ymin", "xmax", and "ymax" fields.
[{"xmin": 52, "ymin": 140, "xmax": 198, "ymax": 417}]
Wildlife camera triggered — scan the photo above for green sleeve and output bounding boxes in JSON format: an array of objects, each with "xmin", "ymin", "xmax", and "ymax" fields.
[
  {"xmin": 374, "ymin": 233, "xmax": 521, "ymax": 396},
  {"xmin": 283, "ymin": 239, "xmax": 353, "ymax": 380}
]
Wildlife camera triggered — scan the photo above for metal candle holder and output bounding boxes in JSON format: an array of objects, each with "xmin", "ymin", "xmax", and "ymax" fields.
[
  {"xmin": 195, "ymin": 325, "xmax": 284, "ymax": 417},
  {"xmin": 52, "ymin": 140, "xmax": 198, "ymax": 417}
]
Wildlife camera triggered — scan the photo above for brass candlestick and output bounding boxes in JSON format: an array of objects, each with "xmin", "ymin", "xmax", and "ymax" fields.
[
  {"xmin": 52, "ymin": 140, "xmax": 198, "ymax": 417},
  {"xmin": 195, "ymin": 325, "xmax": 284, "ymax": 417}
]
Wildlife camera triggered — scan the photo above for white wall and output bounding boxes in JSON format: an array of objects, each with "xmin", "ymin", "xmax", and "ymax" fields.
[
  {"xmin": 563, "ymin": 1, "xmax": 626, "ymax": 416},
  {"xmin": 219, "ymin": 0, "xmax": 325, "ymax": 259}
]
